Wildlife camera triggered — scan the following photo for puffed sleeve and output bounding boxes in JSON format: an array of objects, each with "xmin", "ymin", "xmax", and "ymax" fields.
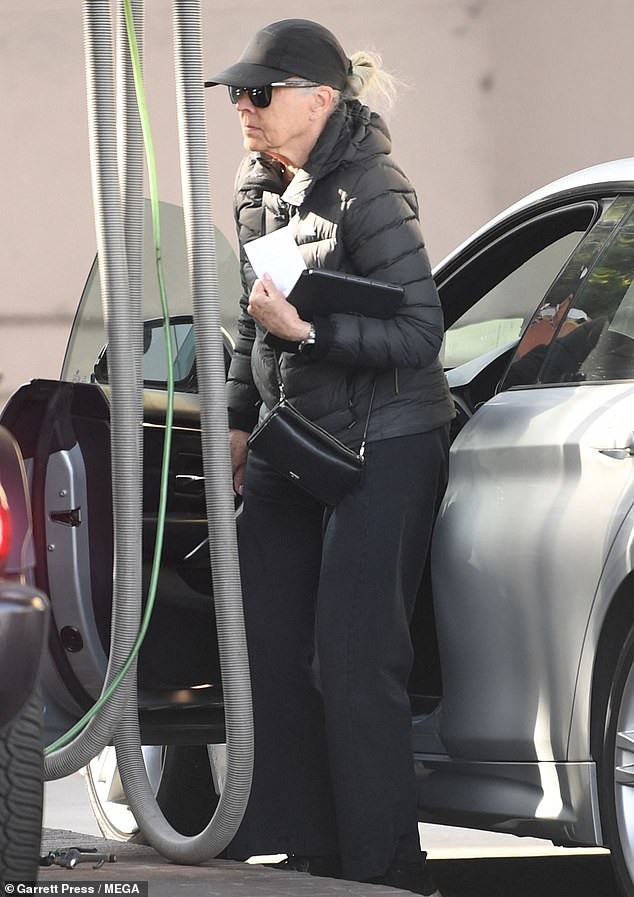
[
  {"xmin": 225, "ymin": 157, "xmax": 264, "ymax": 432},
  {"xmin": 312, "ymin": 159, "xmax": 444, "ymax": 371}
]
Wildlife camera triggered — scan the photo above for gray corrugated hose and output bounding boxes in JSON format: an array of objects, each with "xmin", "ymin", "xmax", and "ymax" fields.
[
  {"xmin": 113, "ymin": 0, "xmax": 254, "ymax": 861},
  {"xmin": 44, "ymin": 0, "xmax": 145, "ymax": 780},
  {"xmin": 47, "ymin": 0, "xmax": 253, "ymax": 861}
]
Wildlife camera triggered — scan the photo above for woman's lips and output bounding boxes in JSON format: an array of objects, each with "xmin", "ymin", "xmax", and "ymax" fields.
[{"xmin": 240, "ymin": 116, "xmax": 260, "ymax": 135}]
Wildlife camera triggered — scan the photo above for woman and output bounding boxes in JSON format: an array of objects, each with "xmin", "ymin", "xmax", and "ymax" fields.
[{"xmin": 205, "ymin": 18, "xmax": 453, "ymax": 896}]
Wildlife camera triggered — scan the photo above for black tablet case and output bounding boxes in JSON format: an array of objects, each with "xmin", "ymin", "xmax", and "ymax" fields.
[{"xmin": 264, "ymin": 269, "xmax": 404, "ymax": 351}]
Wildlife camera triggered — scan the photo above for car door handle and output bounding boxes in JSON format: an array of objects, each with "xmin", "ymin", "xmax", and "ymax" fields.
[
  {"xmin": 599, "ymin": 448, "xmax": 634, "ymax": 459},
  {"xmin": 598, "ymin": 431, "xmax": 634, "ymax": 460}
]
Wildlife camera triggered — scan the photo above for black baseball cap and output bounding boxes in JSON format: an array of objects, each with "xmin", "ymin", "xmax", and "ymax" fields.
[{"xmin": 205, "ymin": 19, "xmax": 351, "ymax": 91}]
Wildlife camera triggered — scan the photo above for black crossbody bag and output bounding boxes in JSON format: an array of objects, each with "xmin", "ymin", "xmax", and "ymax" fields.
[{"xmin": 247, "ymin": 358, "xmax": 376, "ymax": 506}]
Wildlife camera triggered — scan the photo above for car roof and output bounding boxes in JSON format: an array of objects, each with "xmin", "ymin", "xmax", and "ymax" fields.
[{"xmin": 434, "ymin": 156, "xmax": 634, "ymax": 272}]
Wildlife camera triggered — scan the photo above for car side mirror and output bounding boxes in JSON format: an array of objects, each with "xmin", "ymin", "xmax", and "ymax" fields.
[{"xmin": 93, "ymin": 316, "xmax": 233, "ymax": 392}]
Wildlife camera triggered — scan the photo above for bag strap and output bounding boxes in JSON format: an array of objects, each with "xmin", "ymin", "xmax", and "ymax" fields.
[
  {"xmin": 273, "ymin": 352, "xmax": 376, "ymax": 457},
  {"xmin": 272, "ymin": 351, "xmax": 287, "ymax": 401}
]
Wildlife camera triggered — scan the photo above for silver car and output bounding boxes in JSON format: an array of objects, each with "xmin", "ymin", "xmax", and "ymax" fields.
[
  {"xmin": 427, "ymin": 157, "xmax": 634, "ymax": 897},
  {"xmin": 3, "ymin": 160, "xmax": 634, "ymax": 894}
]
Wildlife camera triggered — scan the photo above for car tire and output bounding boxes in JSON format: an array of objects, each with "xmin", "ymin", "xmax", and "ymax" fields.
[
  {"xmin": 84, "ymin": 742, "xmax": 222, "ymax": 842},
  {"xmin": 0, "ymin": 695, "xmax": 43, "ymax": 882},
  {"xmin": 600, "ymin": 624, "xmax": 634, "ymax": 897}
]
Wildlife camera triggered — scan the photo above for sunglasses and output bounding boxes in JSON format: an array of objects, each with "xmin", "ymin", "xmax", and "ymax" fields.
[{"xmin": 228, "ymin": 81, "xmax": 319, "ymax": 109}]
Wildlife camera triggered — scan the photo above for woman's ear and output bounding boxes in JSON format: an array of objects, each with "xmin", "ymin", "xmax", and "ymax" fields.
[{"xmin": 311, "ymin": 85, "xmax": 335, "ymax": 118}]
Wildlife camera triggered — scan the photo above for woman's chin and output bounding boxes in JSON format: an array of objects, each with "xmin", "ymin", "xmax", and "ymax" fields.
[{"xmin": 242, "ymin": 131, "xmax": 266, "ymax": 153}]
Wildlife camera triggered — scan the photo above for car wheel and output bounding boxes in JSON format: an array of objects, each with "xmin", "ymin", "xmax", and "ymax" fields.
[
  {"xmin": 600, "ymin": 625, "xmax": 634, "ymax": 897},
  {"xmin": 0, "ymin": 695, "xmax": 43, "ymax": 882},
  {"xmin": 84, "ymin": 742, "xmax": 224, "ymax": 841}
]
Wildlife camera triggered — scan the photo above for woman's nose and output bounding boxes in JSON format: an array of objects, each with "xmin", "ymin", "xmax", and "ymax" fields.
[{"xmin": 236, "ymin": 92, "xmax": 255, "ymax": 112}]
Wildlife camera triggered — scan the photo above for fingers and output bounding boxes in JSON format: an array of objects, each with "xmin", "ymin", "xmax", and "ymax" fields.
[
  {"xmin": 248, "ymin": 273, "xmax": 281, "ymax": 313},
  {"xmin": 248, "ymin": 275, "xmax": 286, "ymax": 329},
  {"xmin": 247, "ymin": 274, "xmax": 307, "ymax": 340},
  {"xmin": 233, "ymin": 466, "xmax": 246, "ymax": 496},
  {"xmin": 259, "ymin": 272, "xmax": 280, "ymax": 295},
  {"xmin": 229, "ymin": 429, "xmax": 250, "ymax": 495}
]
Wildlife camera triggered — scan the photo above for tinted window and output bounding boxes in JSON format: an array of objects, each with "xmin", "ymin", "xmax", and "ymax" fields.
[
  {"xmin": 439, "ymin": 204, "xmax": 596, "ymax": 369},
  {"xmin": 503, "ymin": 196, "xmax": 634, "ymax": 387}
]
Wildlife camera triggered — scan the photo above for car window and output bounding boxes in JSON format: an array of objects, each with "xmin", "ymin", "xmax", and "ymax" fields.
[
  {"xmin": 439, "ymin": 204, "xmax": 596, "ymax": 370},
  {"xmin": 143, "ymin": 317, "xmax": 196, "ymax": 384},
  {"xmin": 502, "ymin": 195, "xmax": 634, "ymax": 387},
  {"xmin": 61, "ymin": 201, "xmax": 240, "ymax": 387}
]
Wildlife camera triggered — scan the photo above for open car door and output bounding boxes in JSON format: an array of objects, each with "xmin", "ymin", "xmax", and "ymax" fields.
[{"xmin": 0, "ymin": 203, "xmax": 239, "ymax": 839}]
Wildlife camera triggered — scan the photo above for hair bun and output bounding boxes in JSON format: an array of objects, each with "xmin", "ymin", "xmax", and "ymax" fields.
[{"xmin": 343, "ymin": 50, "xmax": 398, "ymax": 116}]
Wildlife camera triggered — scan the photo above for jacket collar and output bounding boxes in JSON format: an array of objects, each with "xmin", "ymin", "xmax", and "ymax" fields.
[
  {"xmin": 282, "ymin": 100, "xmax": 391, "ymax": 207},
  {"xmin": 243, "ymin": 101, "xmax": 392, "ymax": 207}
]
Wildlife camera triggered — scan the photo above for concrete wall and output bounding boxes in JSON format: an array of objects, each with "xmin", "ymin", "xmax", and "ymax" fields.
[{"xmin": 2, "ymin": 0, "xmax": 634, "ymax": 407}]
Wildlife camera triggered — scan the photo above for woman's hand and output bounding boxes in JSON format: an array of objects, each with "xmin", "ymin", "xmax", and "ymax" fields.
[
  {"xmin": 229, "ymin": 429, "xmax": 250, "ymax": 496},
  {"xmin": 248, "ymin": 273, "xmax": 312, "ymax": 341}
]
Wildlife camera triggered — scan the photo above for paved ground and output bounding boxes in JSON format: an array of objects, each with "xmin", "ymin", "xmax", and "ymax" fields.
[
  {"xmin": 37, "ymin": 828, "xmax": 623, "ymax": 897},
  {"xmin": 39, "ymin": 829, "xmax": 412, "ymax": 896}
]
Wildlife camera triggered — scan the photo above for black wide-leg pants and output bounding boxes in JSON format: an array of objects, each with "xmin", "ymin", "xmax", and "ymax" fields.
[{"xmin": 227, "ymin": 426, "xmax": 450, "ymax": 881}]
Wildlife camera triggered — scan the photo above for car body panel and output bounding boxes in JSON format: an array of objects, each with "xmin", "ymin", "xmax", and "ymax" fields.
[
  {"xmin": 570, "ymin": 494, "xmax": 634, "ymax": 761},
  {"xmin": 415, "ymin": 757, "xmax": 602, "ymax": 846},
  {"xmin": 432, "ymin": 382, "xmax": 634, "ymax": 763},
  {"xmin": 435, "ymin": 157, "xmax": 634, "ymax": 274}
]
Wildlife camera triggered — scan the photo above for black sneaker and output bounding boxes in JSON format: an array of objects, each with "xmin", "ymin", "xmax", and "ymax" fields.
[
  {"xmin": 271, "ymin": 854, "xmax": 343, "ymax": 879},
  {"xmin": 368, "ymin": 857, "xmax": 442, "ymax": 896}
]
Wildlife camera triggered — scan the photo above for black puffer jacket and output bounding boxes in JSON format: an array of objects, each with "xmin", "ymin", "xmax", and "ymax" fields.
[{"xmin": 226, "ymin": 100, "xmax": 454, "ymax": 447}]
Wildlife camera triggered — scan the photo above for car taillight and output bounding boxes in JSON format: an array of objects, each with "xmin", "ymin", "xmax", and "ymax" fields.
[{"xmin": 0, "ymin": 495, "xmax": 11, "ymax": 565}]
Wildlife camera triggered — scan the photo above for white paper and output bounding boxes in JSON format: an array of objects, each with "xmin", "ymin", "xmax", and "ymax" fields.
[{"xmin": 244, "ymin": 226, "xmax": 306, "ymax": 296}]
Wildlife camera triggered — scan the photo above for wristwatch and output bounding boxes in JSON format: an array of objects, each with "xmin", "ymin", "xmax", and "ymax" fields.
[{"xmin": 298, "ymin": 323, "xmax": 316, "ymax": 355}]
